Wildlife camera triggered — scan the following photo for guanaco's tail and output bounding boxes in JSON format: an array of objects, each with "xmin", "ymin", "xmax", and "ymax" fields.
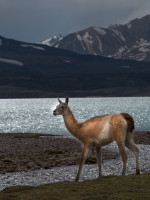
[{"xmin": 121, "ymin": 113, "xmax": 135, "ymax": 133}]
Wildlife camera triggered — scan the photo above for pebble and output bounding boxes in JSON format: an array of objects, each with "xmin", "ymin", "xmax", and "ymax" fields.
[{"xmin": 0, "ymin": 143, "xmax": 150, "ymax": 191}]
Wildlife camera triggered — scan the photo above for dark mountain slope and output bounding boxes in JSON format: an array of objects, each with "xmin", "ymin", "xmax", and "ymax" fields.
[
  {"xmin": 0, "ymin": 36, "xmax": 150, "ymax": 98},
  {"xmin": 54, "ymin": 15, "xmax": 150, "ymax": 62}
]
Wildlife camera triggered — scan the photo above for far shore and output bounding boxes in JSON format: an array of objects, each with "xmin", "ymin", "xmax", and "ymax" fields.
[{"xmin": 0, "ymin": 131, "xmax": 149, "ymax": 174}]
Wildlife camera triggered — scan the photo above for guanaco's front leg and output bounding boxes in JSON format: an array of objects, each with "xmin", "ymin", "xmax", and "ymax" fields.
[{"xmin": 75, "ymin": 145, "xmax": 90, "ymax": 182}]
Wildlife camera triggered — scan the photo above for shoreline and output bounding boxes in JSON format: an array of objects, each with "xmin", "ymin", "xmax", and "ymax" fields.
[{"xmin": 0, "ymin": 131, "xmax": 149, "ymax": 174}]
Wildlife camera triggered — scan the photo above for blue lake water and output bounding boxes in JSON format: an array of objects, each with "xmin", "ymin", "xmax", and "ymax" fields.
[{"xmin": 0, "ymin": 97, "xmax": 150, "ymax": 135}]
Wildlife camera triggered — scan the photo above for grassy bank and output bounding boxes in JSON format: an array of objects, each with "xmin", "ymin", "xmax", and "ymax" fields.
[{"xmin": 0, "ymin": 173, "xmax": 150, "ymax": 200}]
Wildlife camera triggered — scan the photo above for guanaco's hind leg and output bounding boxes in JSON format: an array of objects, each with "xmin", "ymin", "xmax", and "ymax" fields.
[
  {"xmin": 125, "ymin": 133, "xmax": 140, "ymax": 174},
  {"xmin": 75, "ymin": 145, "xmax": 90, "ymax": 182},
  {"xmin": 111, "ymin": 115, "xmax": 128, "ymax": 175},
  {"xmin": 96, "ymin": 146, "xmax": 102, "ymax": 178},
  {"xmin": 116, "ymin": 141, "xmax": 127, "ymax": 175}
]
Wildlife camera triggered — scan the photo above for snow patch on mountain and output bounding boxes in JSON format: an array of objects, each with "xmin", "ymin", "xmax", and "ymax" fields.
[
  {"xmin": 76, "ymin": 32, "xmax": 94, "ymax": 52},
  {"xmin": 39, "ymin": 35, "xmax": 63, "ymax": 46},
  {"xmin": 82, "ymin": 32, "xmax": 94, "ymax": 53},
  {"xmin": 0, "ymin": 58, "xmax": 23, "ymax": 66},
  {"xmin": 83, "ymin": 32, "xmax": 93, "ymax": 45},
  {"xmin": 127, "ymin": 23, "xmax": 132, "ymax": 29},
  {"xmin": 113, "ymin": 46, "xmax": 128, "ymax": 58},
  {"xmin": 96, "ymin": 36, "xmax": 103, "ymax": 52},
  {"xmin": 128, "ymin": 52, "xmax": 147, "ymax": 61},
  {"xmin": 76, "ymin": 34, "xmax": 86, "ymax": 51},
  {"xmin": 137, "ymin": 38, "xmax": 147, "ymax": 45},
  {"xmin": 76, "ymin": 34, "xmax": 82, "ymax": 42},
  {"xmin": 139, "ymin": 46, "xmax": 150, "ymax": 53},
  {"xmin": 40, "ymin": 38, "xmax": 52, "ymax": 46},
  {"xmin": 93, "ymin": 27, "xmax": 106, "ymax": 36},
  {"xmin": 113, "ymin": 43, "xmax": 150, "ymax": 61},
  {"xmin": 21, "ymin": 44, "xmax": 45, "ymax": 50},
  {"xmin": 111, "ymin": 29, "xmax": 126, "ymax": 41},
  {"xmin": 118, "ymin": 47, "xmax": 126, "ymax": 53}
]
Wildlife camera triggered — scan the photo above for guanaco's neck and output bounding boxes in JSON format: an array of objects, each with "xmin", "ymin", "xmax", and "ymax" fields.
[{"xmin": 62, "ymin": 107, "xmax": 81, "ymax": 139}]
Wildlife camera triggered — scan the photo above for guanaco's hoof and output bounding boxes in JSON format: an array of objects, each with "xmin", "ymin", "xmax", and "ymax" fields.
[
  {"xmin": 75, "ymin": 178, "xmax": 79, "ymax": 182},
  {"xmin": 136, "ymin": 170, "xmax": 140, "ymax": 175}
]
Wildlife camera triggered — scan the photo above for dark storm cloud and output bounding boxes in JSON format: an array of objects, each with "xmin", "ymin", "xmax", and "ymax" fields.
[{"xmin": 0, "ymin": 0, "xmax": 150, "ymax": 42}]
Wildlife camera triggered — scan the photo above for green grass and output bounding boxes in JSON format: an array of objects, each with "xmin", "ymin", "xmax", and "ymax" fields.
[
  {"xmin": 44, "ymin": 150, "xmax": 63, "ymax": 155},
  {"xmin": 0, "ymin": 173, "xmax": 150, "ymax": 200},
  {"xmin": 85, "ymin": 156, "xmax": 97, "ymax": 164}
]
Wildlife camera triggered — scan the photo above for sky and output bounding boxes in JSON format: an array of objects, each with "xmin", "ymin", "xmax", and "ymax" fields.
[{"xmin": 0, "ymin": 0, "xmax": 150, "ymax": 43}]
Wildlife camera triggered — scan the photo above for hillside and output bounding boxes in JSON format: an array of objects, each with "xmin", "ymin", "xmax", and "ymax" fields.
[
  {"xmin": 54, "ymin": 15, "xmax": 150, "ymax": 62},
  {"xmin": 0, "ymin": 35, "xmax": 150, "ymax": 98},
  {"xmin": 0, "ymin": 173, "xmax": 150, "ymax": 200}
]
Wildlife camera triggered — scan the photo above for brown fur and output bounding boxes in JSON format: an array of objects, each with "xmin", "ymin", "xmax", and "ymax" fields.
[
  {"xmin": 53, "ymin": 97, "xmax": 140, "ymax": 181},
  {"xmin": 121, "ymin": 113, "xmax": 135, "ymax": 132}
]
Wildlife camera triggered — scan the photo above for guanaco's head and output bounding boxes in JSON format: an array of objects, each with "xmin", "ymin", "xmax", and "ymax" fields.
[{"xmin": 53, "ymin": 97, "xmax": 69, "ymax": 116}]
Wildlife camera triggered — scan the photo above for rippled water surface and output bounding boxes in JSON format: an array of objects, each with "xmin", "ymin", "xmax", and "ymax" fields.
[{"xmin": 0, "ymin": 97, "xmax": 150, "ymax": 135}]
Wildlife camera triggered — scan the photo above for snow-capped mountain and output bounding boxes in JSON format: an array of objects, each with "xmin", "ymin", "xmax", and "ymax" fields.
[
  {"xmin": 1, "ymin": 35, "xmax": 150, "ymax": 98},
  {"xmin": 54, "ymin": 15, "xmax": 150, "ymax": 62},
  {"xmin": 39, "ymin": 35, "xmax": 63, "ymax": 46}
]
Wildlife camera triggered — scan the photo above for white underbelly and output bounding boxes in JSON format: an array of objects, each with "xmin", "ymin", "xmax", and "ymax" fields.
[{"xmin": 98, "ymin": 121, "xmax": 114, "ymax": 146}]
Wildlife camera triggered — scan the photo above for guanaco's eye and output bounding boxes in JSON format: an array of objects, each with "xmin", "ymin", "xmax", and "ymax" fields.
[{"xmin": 61, "ymin": 106, "xmax": 65, "ymax": 109}]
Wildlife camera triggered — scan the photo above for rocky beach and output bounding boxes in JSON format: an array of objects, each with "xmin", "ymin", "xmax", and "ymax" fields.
[
  {"xmin": 0, "ymin": 131, "xmax": 150, "ymax": 191},
  {"xmin": 0, "ymin": 131, "xmax": 149, "ymax": 174},
  {"xmin": 0, "ymin": 133, "xmax": 119, "ymax": 174}
]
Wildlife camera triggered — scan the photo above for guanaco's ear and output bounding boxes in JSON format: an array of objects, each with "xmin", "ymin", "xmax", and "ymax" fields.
[
  {"xmin": 57, "ymin": 98, "xmax": 62, "ymax": 104},
  {"xmin": 65, "ymin": 96, "xmax": 69, "ymax": 105}
]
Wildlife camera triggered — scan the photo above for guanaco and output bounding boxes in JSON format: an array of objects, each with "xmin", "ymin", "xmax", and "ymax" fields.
[{"xmin": 53, "ymin": 97, "xmax": 140, "ymax": 181}]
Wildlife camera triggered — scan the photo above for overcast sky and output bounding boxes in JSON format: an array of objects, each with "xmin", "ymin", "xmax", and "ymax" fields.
[{"xmin": 0, "ymin": 0, "xmax": 150, "ymax": 42}]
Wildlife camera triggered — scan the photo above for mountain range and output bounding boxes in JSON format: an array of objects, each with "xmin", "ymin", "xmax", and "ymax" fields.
[
  {"xmin": 41, "ymin": 15, "xmax": 150, "ymax": 62},
  {"xmin": 0, "ymin": 15, "xmax": 150, "ymax": 98},
  {"xmin": 0, "ymin": 35, "xmax": 150, "ymax": 98}
]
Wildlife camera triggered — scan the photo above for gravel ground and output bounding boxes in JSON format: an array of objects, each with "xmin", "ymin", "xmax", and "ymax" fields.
[
  {"xmin": 0, "ymin": 131, "xmax": 149, "ymax": 191},
  {"xmin": 0, "ymin": 133, "xmax": 119, "ymax": 174}
]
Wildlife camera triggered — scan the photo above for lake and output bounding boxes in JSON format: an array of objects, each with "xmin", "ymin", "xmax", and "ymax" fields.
[{"xmin": 0, "ymin": 97, "xmax": 150, "ymax": 135}]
